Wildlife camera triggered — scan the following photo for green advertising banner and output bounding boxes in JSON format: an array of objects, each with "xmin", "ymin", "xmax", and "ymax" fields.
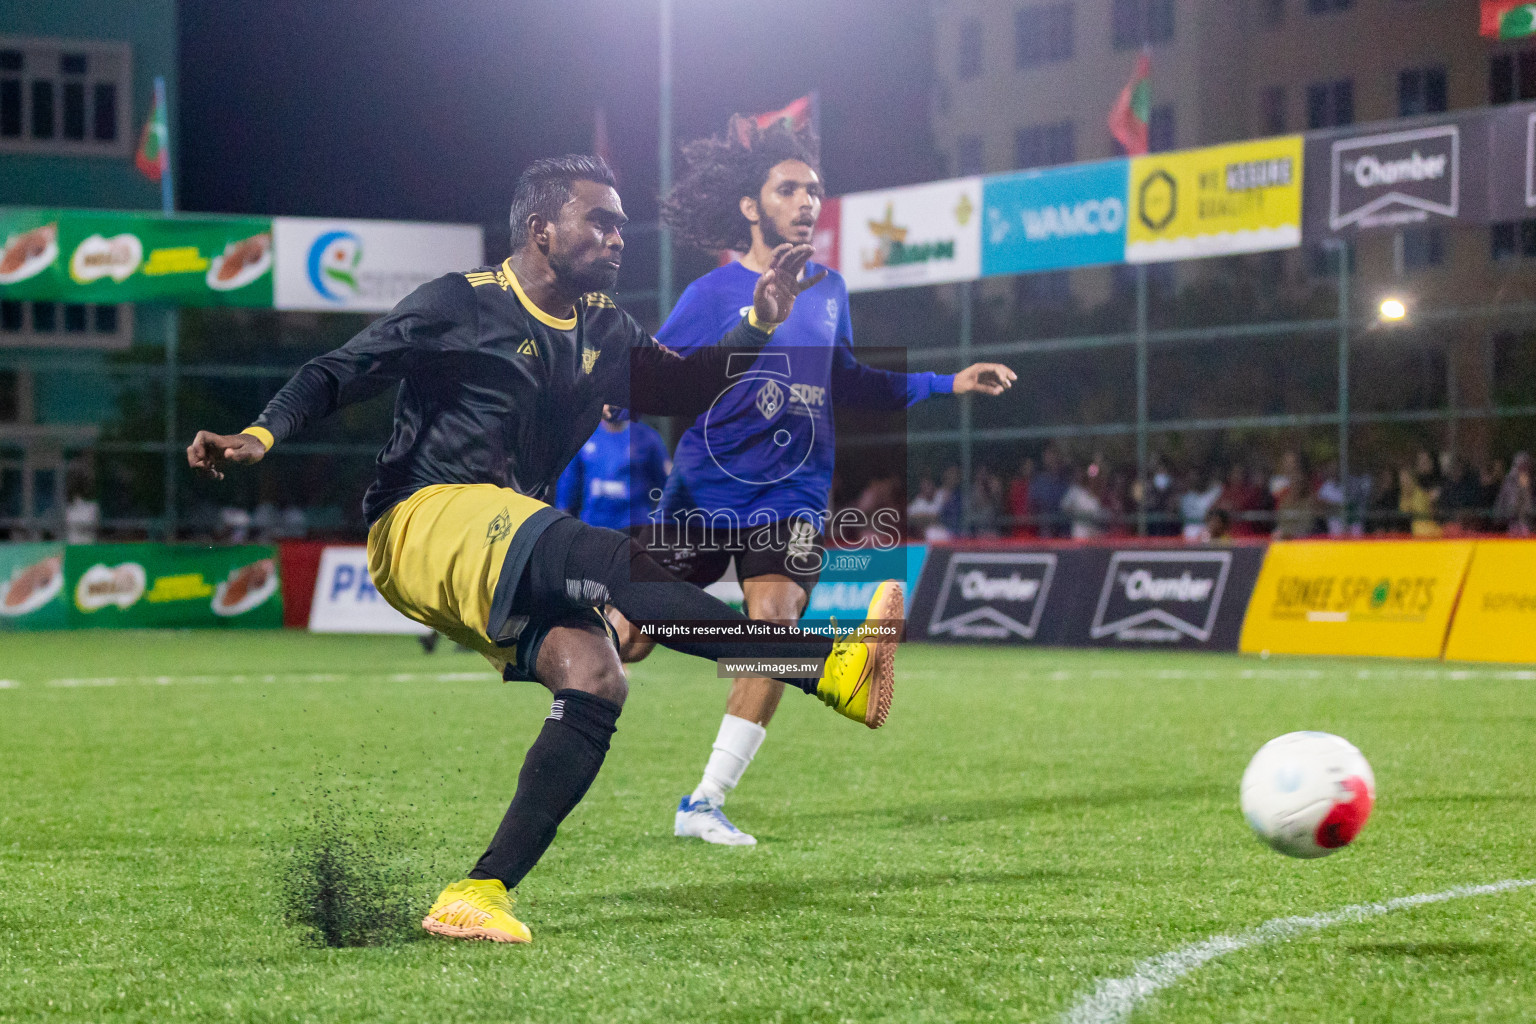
[
  {"xmin": 0, "ymin": 542, "xmax": 68, "ymax": 630},
  {"xmin": 64, "ymin": 544, "xmax": 283, "ymax": 629},
  {"xmin": 0, "ymin": 208, "xmax": 273, "ymax": 307}
]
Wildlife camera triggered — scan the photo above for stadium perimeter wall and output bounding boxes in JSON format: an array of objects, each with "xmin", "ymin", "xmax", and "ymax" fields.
[{"xmin": 1, "ymin": 539, "xmax": 1531, "ymax": 664}]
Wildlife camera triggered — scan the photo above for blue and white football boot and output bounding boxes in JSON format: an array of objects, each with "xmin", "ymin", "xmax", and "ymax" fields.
[{"xmin": 674, "ymin": 795, "xmax": 757, "ymax": 846}]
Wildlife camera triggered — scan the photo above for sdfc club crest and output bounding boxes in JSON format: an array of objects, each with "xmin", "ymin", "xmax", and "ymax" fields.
[{"xmin": 755, "ymin": 379, "xmax": 784, "ymax": 419}]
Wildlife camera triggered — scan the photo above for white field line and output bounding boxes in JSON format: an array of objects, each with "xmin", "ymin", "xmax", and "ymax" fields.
[
  {"xmin": 897, "ymin": 666, "xmax": 1536, "ymax": 683},
  {"xmin": 1060, "ymin": 878, "xmax": 1536, "ymax": 1024},
  {"xmin": 0, "ymin": 670, "xmax": 498, "ymax": 690}
]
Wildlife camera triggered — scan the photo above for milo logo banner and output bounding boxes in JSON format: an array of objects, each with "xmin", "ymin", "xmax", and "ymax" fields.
[
  {"xmin": 0, "ymin": 542, "xmax": 68, "ymax": 629},
  {"xmin": 908, "ymin": 543, "xmax": 1266, "ymax": 650},
  {"xmin": 0, "ymin": 208, "xmax": 273, "ymax": 306},
  {"xmin": 0, "ymin": 542, "xmax": 283, "ymax": 629}
]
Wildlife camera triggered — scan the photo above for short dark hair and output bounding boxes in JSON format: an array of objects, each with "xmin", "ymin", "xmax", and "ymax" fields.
[
  {"xmin": 508, "ymin": 154, "xmax": 618, "ymax": 251},
  {"xmin": 661, "ymin": 115, "xmax": 821, "ymax": 253}
]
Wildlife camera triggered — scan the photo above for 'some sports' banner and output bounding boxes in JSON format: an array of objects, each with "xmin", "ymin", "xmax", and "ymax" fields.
[
  {"xmin": 273, "ymin": 217, "xmax": 484, "ymax": 313},
  {"xmin": 1127, "ymin": 136, "xmax": 1303, "ymax": 263},
  {"xmin": 0, "ymin": 208, "xmax": 273, "ymax": 306},
  {"xmin": 1443, "ymin": 540, "xmax": 1536, "ymax": 664},
  {"xmin": 1239, "ymin": 540, "xmax": 1473, "ymax": 659},
  {"xmin": 839, "ymin": 177, "xmax": 981, "ymax": 292},
  {"xmin": 982, "ymin": 159, "xmax": 1129, "ymax": 276}
]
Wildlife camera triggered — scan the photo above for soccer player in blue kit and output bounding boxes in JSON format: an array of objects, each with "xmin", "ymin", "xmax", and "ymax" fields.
[
  {"xmin": 613, "ymin": 116, "xmax": 1017, "ymax": 845},
  {"xmin": 556, "ymin": 405, "xmax": 671, "ymax": 530}
]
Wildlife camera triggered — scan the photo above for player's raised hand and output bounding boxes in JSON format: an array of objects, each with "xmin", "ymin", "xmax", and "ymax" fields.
[
  {"xmin": 187, "ymin": 429, "xmax": 268, "ymax": 480},
  {"xmin": 751, "ymin": 242, "xmax": 827, "ymax": 326},
  {"xmin": 953, "ymin": 362, "xmax": 1017, "ymax": 396}
]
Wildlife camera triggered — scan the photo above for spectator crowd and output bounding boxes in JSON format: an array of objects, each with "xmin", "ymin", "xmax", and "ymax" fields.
[{"xmin": 904, "ymin": 445, "xmax": 1536, "ymax": 542}]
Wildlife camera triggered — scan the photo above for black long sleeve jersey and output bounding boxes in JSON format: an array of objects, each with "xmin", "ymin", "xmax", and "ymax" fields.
[{"xmin": 250, "ymin": 259, "xmax": 774, "ymax": 525}]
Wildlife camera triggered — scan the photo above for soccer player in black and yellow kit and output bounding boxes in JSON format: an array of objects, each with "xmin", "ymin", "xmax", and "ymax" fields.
[{"xmin": 187, "ymin": 156, "xmax": 901, "ymax": 944}]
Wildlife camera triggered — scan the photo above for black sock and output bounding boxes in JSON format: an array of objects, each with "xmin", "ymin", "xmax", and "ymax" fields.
[{"xmin": 467, "ymin": 689, "xmax": 621, "ymax": 889}]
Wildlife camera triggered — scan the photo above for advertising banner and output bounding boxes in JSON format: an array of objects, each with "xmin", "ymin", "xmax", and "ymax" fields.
[
  {"xmin": 1303, "ymin": 110, "xmax": 1488, "ymax": 239},
  {"xmin": 981, "ymin": 159, "xmax": 1129, "ymax": 276},
  {"xmin": 909, "ymin": 543, "xmax": 1265, "ymax": 650},
  {"xmin": 0, "ymin": 542, "xmax": 68, "ymax": 630},
  {"xmin": 0, "ymin": 208, "xmax": 273, "ymax": 306},
  {"xmin": 1442, "ymin": 540, "xmax": 1536, "ymax": 664},
  {"xmin": 910, "ymin": 548, "xmax": 1063, "ymax": 643},
  {"xmin": 272, "ymin": 217, "xmax": 484, "ymax": 313},
  {"xmin": 1239, "ymin": 540, "xmax": 1473, "ymax": 659},
  {"xmin": 838, "ymin": 177, "xmax": 982, "ymax": 292},
  {"xmin": 308, "ymin": 545, "xmax": 429, "ymax": 634},
  {"xmin": 804, "ymin": 544, "xmax": 927, "ymax": 626},
  {"xmin": 1126, "ymin": 136, "xmax": 1303, "ymax": 263},
  {"xmin": 65, "ymin": 543, "xmax": 282, "ymax": 628},
  {"xmin": 1068, "ymin": 546, "xmax": 1266, "ymax": 649}
]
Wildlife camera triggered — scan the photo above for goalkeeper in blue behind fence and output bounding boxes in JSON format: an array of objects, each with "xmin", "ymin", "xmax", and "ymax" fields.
[{"xmin": 607, "ymin": 116, "xmax": 1016, "ymax": 847}]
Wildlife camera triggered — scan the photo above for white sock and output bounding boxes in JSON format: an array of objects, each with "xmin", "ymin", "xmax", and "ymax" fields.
[{"xmin": 691, "ymin": 714, "xmax": 767, "ymax": 807}]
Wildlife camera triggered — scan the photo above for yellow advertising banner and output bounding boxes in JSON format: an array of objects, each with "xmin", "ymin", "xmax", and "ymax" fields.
[
  {"xmin": 1443, "ymin": 540, "xmax": 1536, "ymax": 664},
  {"xmin": 1239, "ymin": 540, "xmax": 1473, "ymax": 659},
  {"xmin": 1127, "ymin": 136, "xmax": 1304, "ymax": 263}
]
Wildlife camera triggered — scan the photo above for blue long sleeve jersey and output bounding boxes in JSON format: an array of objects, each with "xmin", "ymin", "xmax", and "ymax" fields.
[
  {"xmin": 555, "ymin": 420, "xmax": 671, "ymax": 530},
  {"xmin": 657, "ymin": 260, "xmax": 955, "ymax": 525}
]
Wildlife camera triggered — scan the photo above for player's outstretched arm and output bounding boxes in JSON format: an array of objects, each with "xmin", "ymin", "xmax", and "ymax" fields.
[
  {"xmin": 952, "ymin": 362, "xmax": 1016, "ymax": 396},
  {"xmin": 186, "ymin": 430, "xmax": 267, "ymax": 481}
]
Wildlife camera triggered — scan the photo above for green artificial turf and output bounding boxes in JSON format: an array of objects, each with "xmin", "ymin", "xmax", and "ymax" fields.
[{"xmin": 1, "ymin": 631, "xmax": 1533, "ymax": 1023}]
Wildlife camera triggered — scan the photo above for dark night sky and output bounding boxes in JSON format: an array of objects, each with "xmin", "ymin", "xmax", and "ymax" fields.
[{"xmin": 178, "ymin": 0, "xmax": 943, "ymax": 259}]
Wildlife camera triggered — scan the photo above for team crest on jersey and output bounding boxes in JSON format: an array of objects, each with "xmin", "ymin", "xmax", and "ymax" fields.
[
  {"xmin": 755, "ymin": 379, "xmax": 784, "ymax": 419},
  {"xmin": 486, "ymin": 508, "xmax": 512, "ymax": 544},
  {"xmin": 516, "ymin": 339, "xmax": 538, "ymax": 357},
  {"xmin": 582, "ymin": 347, "xmax": 600, "ymax": 374}
]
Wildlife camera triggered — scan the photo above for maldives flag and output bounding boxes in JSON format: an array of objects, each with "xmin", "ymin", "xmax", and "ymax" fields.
[
  {"xmin": 1483, "ymin": 1, "xmax": 1536, "ymax": 38},
  {"xmin": 134, "ymin": 84, "xmax": 168, "ymax": 182},
  {"xmin": 752, "ymin": 92, "xmax": 819, "ymax": 136},
  {"xmin": 1108, "ymin": 52, "xmax": 1151, "ymax": 156}
]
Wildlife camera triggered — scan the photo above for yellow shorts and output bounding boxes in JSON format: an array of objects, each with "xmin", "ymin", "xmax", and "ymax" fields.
[{"xmin": 366, "ymin": 483, "xmax": 564, "ymax": 676}]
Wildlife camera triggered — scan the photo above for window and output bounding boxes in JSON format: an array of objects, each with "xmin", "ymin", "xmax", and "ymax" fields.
[
  {"xmin": 1306, "ymin": 0, "xmax": 1351, "ymax": 12},
  {"xmin": 1401, "ymin": 226, "xmax": 1444, "ymax": 270},
  {"xmin": 1148, "ymin": 104, "xmax": 1175, "ymax": 151},
  {"xmin": 958, "ymin": 18, "xmax": 983, "ymax": 80},
  {"xmin": 1015, "ymin": 120, "xmax": 1075, "ymax": 168},
  {"xmin": 1491, "ymin": 219, "xmax": 1536, "ymax": 260},
  {"xmin": 1261, "ymin": 86, "xmax": 1286, "ymax": 134},
  {"xmin": 1489, "ymin": 50, "xmax": 1536, "ymax": 104},
  {"xmin": 0, "ymin": 37, "xmax": 131, "ymax": 155},
  {"xmin": 1307, "ymin": 79, "xmax": 1354, "ymax": 128},
  {"xmin": 0, "ymin": 302, "xmax": 131, "ymax": 349},
  {"xmin": 1308, "ymin": 240, "xmax": 1354, "ymax": 278},
  {"xmin": 957, "ymin": 135, "xmax": 984, "ymax": 175},
  {"xmin": 1016, "ymin": 3, "xmax": 1074, "ymax": 66},
  {"xmin": 1016, "ymin": 270, "xmax": 1073, "ymax": 308},
  {"xmin": 1398, "ymin": 66, "xmax": 1447, "ymax": 116},
  {"xmin": 1112, "ymin": 0, "xmax": 1174, "ymax": 48}
]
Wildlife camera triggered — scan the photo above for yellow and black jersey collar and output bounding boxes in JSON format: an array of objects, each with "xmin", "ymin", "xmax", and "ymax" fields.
[{"xmin": 500, "ymin": 259, "xmax": 578, "ymax": 330}]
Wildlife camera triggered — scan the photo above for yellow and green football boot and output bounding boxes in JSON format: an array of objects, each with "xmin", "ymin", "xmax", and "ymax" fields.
[
  {"xmin": 421, "ymin": 878, "xmax": 531, "ymax": 944},
  {"xmin": 815, "ymin": 579, "xmax": 902, "ymax": 729}
]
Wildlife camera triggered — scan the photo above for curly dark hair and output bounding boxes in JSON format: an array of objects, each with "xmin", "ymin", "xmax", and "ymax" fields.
[{"xmin": 661, "ymin": 115, "xmax": 821, "ymax": 253}]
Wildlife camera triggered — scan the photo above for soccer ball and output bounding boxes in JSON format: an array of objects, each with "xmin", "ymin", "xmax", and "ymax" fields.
[{"xmin": 1240, "ymin": 731, "xmax": 1375, "ymax": 859}]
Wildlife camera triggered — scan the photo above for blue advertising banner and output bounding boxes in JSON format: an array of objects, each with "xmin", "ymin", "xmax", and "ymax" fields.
[
  {"xmin": 981, "ymin": 159, "xmax": 1129, "ymax": 277},
  {"xmin": 804, "ymin": 544, "xmax": 928, "ymax": 627}
]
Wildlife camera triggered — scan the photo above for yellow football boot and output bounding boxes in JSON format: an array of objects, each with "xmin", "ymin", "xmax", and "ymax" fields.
[
  {"xmin": 421, "ymin": 878, "xmax": 531, "ymax": 944},
  {"xmin": 815, "ymin": 579, "xmax": 903, "ymax": 729}
]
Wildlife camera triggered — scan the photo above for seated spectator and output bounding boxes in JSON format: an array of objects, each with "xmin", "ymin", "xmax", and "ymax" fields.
[
  {"xmin": 969, "ymin": 466, "xmax": 1003, "ymax": 538},
  {"xmin": 1006, "ymin": 458, "xmax": 1034, "ymax": 538},
  {"xmin": 1495, "ymin": 452, "xmax": 1533, "ymax": 536},
  {"xmin": 1178, "ymin": 468, "xmax": 1222, "ymax": 542},
  {"xmin": 1369, "ymin": 467, "xmax": 1404, "ymax": 533},
  {"xmin": 1204, "ymin": 507, "xmax": 1233, "ymax": 543},
  {"xmin": 1061, "ymin": 466, "xmax": 1105, "ymax": 540},
  {"xmin": 938, "ymin": 464, "xmax": 965, "ymax": 538},
  {"xmin": 1144, "ymin": 457, "xmax": 1178, "ymax": 537},
  {"xmin": 1441, "ymin": 455, "xmax": 1483, "ymax": 530},
  {"xmin": 1216, "ymin": 464, "xmax": 1266, "ymax": 537},
  {"xmin": 1314, "ymin": 460, "xmax": 1346, "ymax": 537},
  {"xmin": 907, "ymin": 475, "xmax": 946, "ymax": 540},
  {"xmin": 1271, "ymin": 451, "xmax": 1315, "ymax": 539},
  {"xmin": 1030, "ymin": 446, "xmax": 1070, "ymax": 538},
  {"xmin": 1399, "ymin": 465, "xmax": 1442, "ymax": 538}
]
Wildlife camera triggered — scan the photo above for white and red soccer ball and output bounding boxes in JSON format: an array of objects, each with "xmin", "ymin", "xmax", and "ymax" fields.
[{"xmin": 1240, "ymin": 731, "xmax": 1375, "ymax": 859}]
